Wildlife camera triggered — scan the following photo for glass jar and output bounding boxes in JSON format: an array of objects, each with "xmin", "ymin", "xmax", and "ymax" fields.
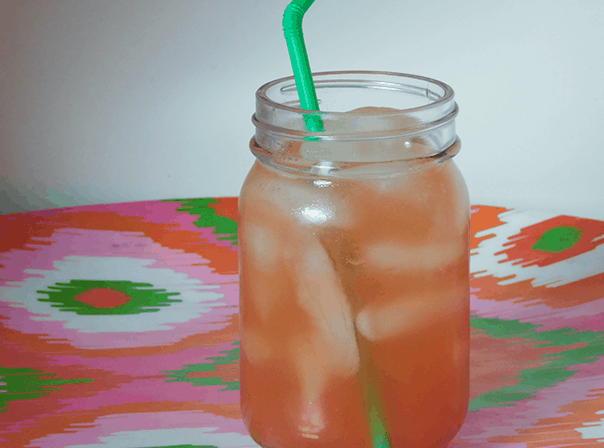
[{"xmin": 239, "ymin": 71, "xmax": 470, "ymax": 448}]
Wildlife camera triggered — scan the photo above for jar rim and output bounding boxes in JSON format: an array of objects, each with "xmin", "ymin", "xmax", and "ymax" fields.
[
  {"xmin": 251, "ymin": 71, "xmax": 460, "ymax": 174},
  {"xmin": 256, "ymin": 70, "xmax": 455, "ymax": 116},
  {"xmin": 253, "ymin": 71, "xmax": 458, "ymax": 141}
]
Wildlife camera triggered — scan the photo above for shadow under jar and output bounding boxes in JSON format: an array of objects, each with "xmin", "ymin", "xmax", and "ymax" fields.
[{"xmin": 239, "ymin": 71, "xmax": 470, "ymax": 448}]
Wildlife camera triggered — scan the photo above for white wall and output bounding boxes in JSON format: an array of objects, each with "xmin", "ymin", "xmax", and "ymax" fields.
[{"xmin": 1, "ymin": 0, "xmax": 603, "ymax": 219}]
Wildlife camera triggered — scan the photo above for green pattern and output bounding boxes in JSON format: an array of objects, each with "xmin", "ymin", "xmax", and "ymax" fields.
[
  {"xmin": 469, "ymin": 316, "xmax": 604, "ymax": 410},
  {"xmin": 532, "ymin": 226, "xmax": 583, "ymax": 253},
  {"xmin": 0, "ymin": 366, "xmax": 92, "ymax": 413},
  {"xmin": 166, "ymin": 198, "xmax": 237, "ymax": 244},
  {"xmin": 163, "ymin": 342, "xmax": 240, "ymax": 391},
  {"xmin": 36, "ymin": 280, "xmax": 181, "ymax": 315}
]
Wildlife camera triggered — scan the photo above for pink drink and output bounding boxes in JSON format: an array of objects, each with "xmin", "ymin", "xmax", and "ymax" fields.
[{"xmin": 239, "ymin": 72, "xmax": 470, "ymax": 447}]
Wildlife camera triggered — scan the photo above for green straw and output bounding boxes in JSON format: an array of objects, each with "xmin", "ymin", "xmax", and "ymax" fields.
[
  {"xmin": 283, "ymin": 3, "xmax": 391, "ymax": 445},
  {"xmin": 282, "ymin": 0, "xmax": 324, "ymax": 133},
  {"xmin": 358, "ymin": 338, "xmax": 392, "ymax": 448}
]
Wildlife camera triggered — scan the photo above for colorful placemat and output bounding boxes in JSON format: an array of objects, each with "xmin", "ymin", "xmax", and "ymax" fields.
[{"xmin": 1, "ymin": 199, "xmax": 603, "ymax": 447}]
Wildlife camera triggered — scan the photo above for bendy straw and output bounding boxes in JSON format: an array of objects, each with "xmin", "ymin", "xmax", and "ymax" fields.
[
  {"xmin": 282, "ymin": 0, "xmax": 324, "ymax": 133},
  {"xmin": 283, "ymin": 6, "xmax": 391, "ymax": 445}
]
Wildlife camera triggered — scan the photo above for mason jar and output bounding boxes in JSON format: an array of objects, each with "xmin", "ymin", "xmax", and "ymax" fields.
[{"xmin": 239, "ymin": 71, "xmax": 470, "ymax": 448}]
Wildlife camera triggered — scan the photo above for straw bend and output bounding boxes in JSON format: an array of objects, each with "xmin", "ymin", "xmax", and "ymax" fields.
[{"xmin": 282, "ymin": 0, "xmax": 314, "ymax": 34}]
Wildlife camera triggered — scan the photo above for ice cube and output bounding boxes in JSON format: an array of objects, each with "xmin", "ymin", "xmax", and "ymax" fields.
[
  {"xmin": 364, "ymin": 241, "xmax": 461, "ymax": 272},
  {"xmin": 241, "ymin": 223, "xmax": 279, "ymax": 273},
  {"xmin": 298, "ymin": 401, "xmax": 325, "ymax": 439},
  {"xmin": 240, "ymin": 220, "xmax": 288, "ymax": 326},
  {"xmin": 248, "ymin": 170, "xmax": 354, "ymax": 230},
  {"xmin": 299, "ymin": 106, "xmax": 431, "ymax": 165},
  {"xmin": 294, "ymin": 238, "xmax": 360, "ymax": 377},
  {"xmin": 287, "ymin": 235, "xmax": 360, "ymax": 402},
  {"xmin": 365, "ymin": 161, "xmax": 470, "ymax": 240},
  {"xmin": 355, "ymin": 289, "xmax": 462, "ymax": 342}
]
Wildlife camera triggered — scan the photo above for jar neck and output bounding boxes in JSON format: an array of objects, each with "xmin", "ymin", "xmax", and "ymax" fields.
[{"xmin": 251, "ymin": 71, "xmax": 459, "ymax": 177}]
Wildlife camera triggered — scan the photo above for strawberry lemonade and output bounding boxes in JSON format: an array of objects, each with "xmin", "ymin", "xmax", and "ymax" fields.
[{"xmin": 239, "ymin": 72, "xmax": 470, "ymax": 447}]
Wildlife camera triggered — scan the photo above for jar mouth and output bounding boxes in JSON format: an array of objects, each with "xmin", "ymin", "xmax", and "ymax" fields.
[
  {"xmin": 251, "ymin": 71, "xmax": 459, "ymax": 175},
  {"xmin": 253, "ymin": 71, "xmax": 457, "ymax": 140}
]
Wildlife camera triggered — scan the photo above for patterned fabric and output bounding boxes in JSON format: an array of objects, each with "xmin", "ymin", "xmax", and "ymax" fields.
[{"xmin": 1, "ymin": 199, "xmax": 603, "ymax": 447}]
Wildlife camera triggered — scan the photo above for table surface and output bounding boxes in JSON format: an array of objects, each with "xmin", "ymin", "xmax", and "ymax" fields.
[{"xmin": 1, "ymin": 198, "xmax": 604, "ymax": 447}]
